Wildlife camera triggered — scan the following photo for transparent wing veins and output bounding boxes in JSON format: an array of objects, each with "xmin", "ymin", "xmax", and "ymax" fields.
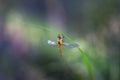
[
  {"xmin": 48, "ymin": 40, "xmax": 57, "ymax": 46},
  {"xmin": 48, "ymin": 40, "xmax": 79, "ymax": 48},
  {"xmin": 63, "ymin": 42, "xmax": 79, "ymax": 48}
]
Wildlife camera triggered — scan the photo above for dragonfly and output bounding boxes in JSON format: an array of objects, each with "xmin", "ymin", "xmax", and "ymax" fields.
[{"xmin": 48, "ymin": 34, "xmax": 79, "ymax": 57}]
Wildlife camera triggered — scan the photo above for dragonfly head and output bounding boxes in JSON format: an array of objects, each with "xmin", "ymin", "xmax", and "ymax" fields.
[{"xmin": 58, "ymin": 34, "xmax": 63, "ymax": 39}]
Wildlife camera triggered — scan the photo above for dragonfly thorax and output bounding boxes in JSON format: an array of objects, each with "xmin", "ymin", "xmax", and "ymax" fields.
[{"xmin": 58, "ymin": 39, "xmax": 63, "ymax": 47}]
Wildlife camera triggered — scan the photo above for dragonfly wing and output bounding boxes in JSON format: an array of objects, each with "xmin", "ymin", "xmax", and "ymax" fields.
[
  {"xmin": 48, "ymin": 40, "xmax": 57, "ymax": 46},
  {"xmin": 63, "ymin": 43, "xmax": 79, "ymax": 48}
]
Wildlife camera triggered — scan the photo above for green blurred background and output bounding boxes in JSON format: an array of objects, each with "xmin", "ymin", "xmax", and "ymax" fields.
[{"xmin": 0, "ymin": 0, "xmax": 120, "ymax": 80}]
